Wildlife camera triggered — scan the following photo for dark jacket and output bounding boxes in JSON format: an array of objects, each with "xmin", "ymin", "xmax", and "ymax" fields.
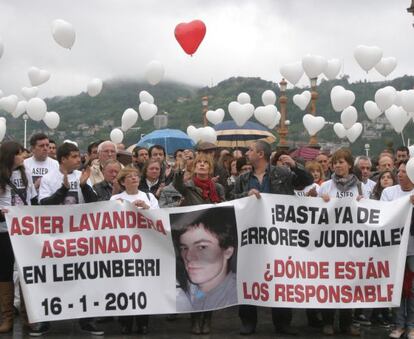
[
  {"xmin": 173, "ymin": 171, "xmax": 225, "ymax": 206},
  {"xmin": 40, "ymin": 184, "xmax": 98, "ymax": 205},
  {"xmin": 139, "ymin": 178, "xmax": 162, "ymax": 197},
  {"xmin": 93, "ymin": 180, "xmax": 113, "ymax": 201},
  {"xmin": 231, "ymin": 163, "xmax": 313, "ymax": 199}
]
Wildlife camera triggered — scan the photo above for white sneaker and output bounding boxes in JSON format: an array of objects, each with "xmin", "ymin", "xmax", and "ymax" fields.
[
  {"xmin": 407, "ymin": 328, "xmax": 414, "ymax": 339},
  {"xmin": 389, "ymin": 327, "xmax": 405, "ymax": 339}
]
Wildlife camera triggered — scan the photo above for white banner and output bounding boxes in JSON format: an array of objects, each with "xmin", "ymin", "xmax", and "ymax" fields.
[{"xmin": 6, "ymin": 194, "xmax": 413, "ymax": 322}]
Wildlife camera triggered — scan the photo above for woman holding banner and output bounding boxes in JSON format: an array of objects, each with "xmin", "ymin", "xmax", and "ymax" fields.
[
  {"xmin": 318, "ymin": 148, "xmax": 368, "ymax": 336},
  {"xmin": 110, "ymin": 166, "xmax": 159, "ymax": 334},
  {"xmin": 0, "ymin": 141, "xmax": 36, "ymax": 333},
  {"xmin": 173, "ymin": 153, "xmax": 225, "ymax": 334}
]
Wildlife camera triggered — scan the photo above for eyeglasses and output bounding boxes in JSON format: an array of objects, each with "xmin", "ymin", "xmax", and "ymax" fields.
[{"xmin": 101, "ymin": 149, "xmax": 116, "ymax": 154}]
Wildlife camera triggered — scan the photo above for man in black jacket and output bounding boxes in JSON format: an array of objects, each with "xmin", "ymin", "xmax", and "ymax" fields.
[{"xmin": 233, "ymin": 140, "xmax": 313, "ymax": 336}]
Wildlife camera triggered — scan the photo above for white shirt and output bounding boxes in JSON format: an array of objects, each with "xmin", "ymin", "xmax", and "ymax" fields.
[
  {"xmin": 318, "ymin": 179, "xmax": 369, "ymax": 199},
  {"xmin": 362, "ymin": 179, "xmax": 376, "ymax": 197},
  {"xmin": 38, "ymin": 169, "xmax": 87, "ymax": 204},
  {"xmin": 110, "ymin": 191, "xmax": 159, "ymax": 209},
  {"xmin": 381, "ymin": 185, "xmax": 414, "ymax": 255},
  {"xmin": 24, "ymin": 156, "xmax": 59, "ymax": 188},
  {"xmin": 0, "ymin": 170, "xmax": 37, "ymax": 232}
]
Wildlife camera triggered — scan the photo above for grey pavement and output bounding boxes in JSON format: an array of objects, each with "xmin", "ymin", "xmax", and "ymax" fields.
[{"xmin": 3, "ymin": 307, "xmax": 393, "ymax": 338}]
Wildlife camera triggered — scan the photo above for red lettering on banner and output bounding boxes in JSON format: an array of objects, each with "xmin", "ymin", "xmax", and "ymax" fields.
[
  {"xmin": 10, "ymin": 216, "xmax": 63, "ymax": 235},
  {"xmin": 242, "ymin": 282, "xmax": 269, "ymax": 301}
]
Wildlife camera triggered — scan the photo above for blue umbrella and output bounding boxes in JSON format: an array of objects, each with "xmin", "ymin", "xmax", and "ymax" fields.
[{"xmin": 137, "ymin": 129, "xmax": 195, "ymax": 155}]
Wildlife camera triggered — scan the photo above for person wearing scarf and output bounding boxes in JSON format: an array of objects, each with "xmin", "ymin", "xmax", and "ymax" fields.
[
  {"xmin": 173, "ymin": 152, "xmax": 225, "ymax": 335},
  {"xmin": 317, "ymin": 148, "xmax": 369, "ymax": 336}
]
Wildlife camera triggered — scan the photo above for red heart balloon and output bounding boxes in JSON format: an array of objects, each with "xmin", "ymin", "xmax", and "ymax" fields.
[{"xmin": 174, "ymin": 20, "xmax": 206, "ymax": 56}]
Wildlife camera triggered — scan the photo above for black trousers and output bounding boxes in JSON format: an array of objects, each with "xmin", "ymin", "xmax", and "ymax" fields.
[
  {"xmin": 239, "ymin": 305, "xmax": 292, "ymax": 329},
  {"xmin": 0, "ymin": 232, "xmax": 14, "ymax": 282},
  {"xmin": 321, "ymin": 309, "xmax": 353, "ymax": 330}
]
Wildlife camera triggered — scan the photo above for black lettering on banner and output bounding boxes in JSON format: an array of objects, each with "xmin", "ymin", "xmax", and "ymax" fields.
[{"xmin": 105, "ymin": 292, "xmax": 147, "ymax": 310}]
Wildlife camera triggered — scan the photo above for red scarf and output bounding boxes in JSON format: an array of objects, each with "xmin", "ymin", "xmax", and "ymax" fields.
[{"xmin": 193, "ymin": 176, "xmax": 220, "ymax": 203}]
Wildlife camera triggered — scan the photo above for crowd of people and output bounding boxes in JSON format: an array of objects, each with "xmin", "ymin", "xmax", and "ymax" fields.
[{"xmin": 0, "ymin": 132, "xmax": 414, "ymax": 338}]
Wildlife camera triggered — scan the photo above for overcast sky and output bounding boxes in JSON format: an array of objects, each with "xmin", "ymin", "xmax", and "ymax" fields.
[{"xmin": 0, "ymin": 0, "xmax": 413, "ymax": 98}]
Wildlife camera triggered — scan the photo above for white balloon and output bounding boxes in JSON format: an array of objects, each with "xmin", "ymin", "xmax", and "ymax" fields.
[
  {"xmin": 21, "ymin": 87, "xmax": 38, "ymax": 100},
  {"xmin": 262, "ymin": 90, "xmax": 276, "ymax": 106},
  {"xmin": 0, "ymin": 119, "xmax": 6, "ymax": 142},
  {"xmin": 121, "ymin": 108, "xmax": 139, "ymax": 131},
  {"xmin": 354, "ymin": 45, "xmax": 383, "ymax": 72},
  {"xmin": 346, "ymin": 123, "xmax": 363, "ymax": 143},
  {"xmin": 139, "ymin": 90, "xmax": 154, "ymax": 104},
  {"xmin": 63, "ymin": 139, "xmax": 78, "ymax": 146},
  {"xmin": 138, "ymin": 102, "xmax": 158, "ymax": 121},
  {"xmin": 385, "ymin": 105, "xmax": 411, "ymax": 133},
  {"xmin": 51, "ymin": 19, "xmax": 76, "ymax": 49},
  {"xmin": 26, "ymin": 98, "xmax": 47, "ymax": 121},
  {"xmin": 187, "ymin": 125, "xmax": 200, "ymax": 143},
  {"xmin": 254, "ymin": 105, "xmax": 280, "ymax": 127},
  {"xmin": 0, "ymin": 36, "xmax": 4, "ymax": 59},
  {"xmin": 43, "ymin": 111, "xmax": 60, "ymax": 129},
  {"xmin": 237, "ymin": 92, "xmax": 251, "ymax": 104},
  {"xmin": 280, "ymin": 62, "xmax": 304, "ymax": 85},
  {"xmin": 145, "ymin": 60, "xmax": 164, "ymax": 85},
  {"xmin": 110, "ymin": 128, "xmax": 124, "ymax": 144},
  {"xmin": 0, "ymin": 95, "xmax": 18, "ymax": 113},
  {"xmin": 375, "ymin": 57, "xmax": 397, "ymax": 77},
  {"xmin": 395, "ymin": 90, "xmax": 408, "ymax": 107},
  {"xmin": 401, "ymin": 89, "xmax": 414, "ymax": 113},
  {"xmin": 333, "ymin": 123, "xmax": 347, "ymax": 139},
  {"xmin": 28, "ymin": 67, "xmax": 51, "ymax": 86},
  {"xmin": 409, "ymin": 145, "xmax": 414, "ymax": 158},
  {"xmin": 293, "ymin": 90, "xmax": 311, "ymax": 111},
  {"xmin": 330, "ymin": 86, "xmax": 355, "ymax": 112},
  {"xmin": 302, "ymin": 54, "xmax": 327, "ymax": 79},
  {"xmin": 267, "ymin": 112, "xmax": 281, "ymax": 129},
  {"xmin": 363, "ymin": 101, "xmax": 382, "ymax": 121},
  {"xmin": 87, "ymin": 78, "xmax": 103, "ymax": 97},
  {"xmin": 375, "ymin": 86, "xmax": 397, "ymax": 112},
  {"xmin": 302, "ymin": 114, "xmax": 325, "ymax": 136},
  {"xmin": 228, "ymin": 101, "xmax": 254, "ymax": 127},
  {"xmin": 206, "ymin": 108, "xmax": 225, "ymax": 125},
  {"xmin": 323, "ymin": 58, "xmax": 341, "ymax": 80},
  {"xmin": 407, "ymin": 157, "xmax": 414, "ymax": 183},
  {"xmin": 340, "ymin": 106, "xmax": 358, "ymax": 129},
  {"xmin": 12, "ymin": 100, "xmax": 27, "ymax": 118},
  {"xmin": 198, "ymin": 126, "xmax": 217, "ymax": 144}
]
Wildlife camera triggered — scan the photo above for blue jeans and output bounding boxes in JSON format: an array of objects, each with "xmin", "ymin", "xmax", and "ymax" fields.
[{"xmin": 394, "ymin": 256, "xmax": 414, "ymax": 329}]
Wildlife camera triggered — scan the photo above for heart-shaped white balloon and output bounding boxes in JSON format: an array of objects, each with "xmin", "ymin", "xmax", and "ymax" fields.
[
  {"xmin": 407, "ymin": 157, "xmax": 414, "ymax": 183},
  {"xmin": 280, "ymin": 62, "xmax": 304, "ymax": 85},
  {"xmin": 12, "ymin": 100, "xmax": 27, "ymax": 118},
  {"xmin": 138, "ymin": 102, "xmax": 158, "ymax": 121},
  {"xmin": 293, "ymin": 90, "xmax": 311, "ymax": 111},
  {"xmin": 121, "ymin": 108, "xmax": 139, "ymax": 131},
  {"xmin": 354, "ymin": 45, "xmax": 383, "ymax": 72},
  {"xmin": 375, "ymin": 57, "xmax": 397, "ymax": 77},
  {"xmin": 340, "ymin": 106, "xmax": 358, "ymax": 129},
  {"xmin": 346, "ymin": 123, "xmax": 363, "ymax": 143},
  {"xmin": 21, "ymin": 87, "xmax": 38, "ymax": 100},
  {"xmin": 237, "ymin": 92, "xmax": 251, "ymax": 104},
  {"xmin": 363, "ymin": 101, "xmax": 382, "ymax": 121},
  {"xmin": 303, "ymin": 114, "xmax": 325, "ymax": 136},
  {"xmin": 87, "ymin": 78, "xmax": 103, "ymax": 97},
  {"xmin": 267, "ymin": 111, "xmax": 281, "ymax": 129},
  {"xmin": 0, "ymin": 95, "xmax": 18, "ymax": 113},
  {"xmin": 375, "ymin": 86, "xmax": 397, "ymax": 112},
  {"xmin": 401, "ymin": 89, "xmax": 414, "ymax": 113},
  {"xmin": 187, "ymin": 125, "xmax": 200, "ymax": 143},
  {"xmin": 51, "ymin": 19, "xmax": 76, "ymax": 49},
  {"xmin": 323, "ymin": 58, "xmax": 341, "ymax": 80},
  {"xmin": 385, "ymin": 105, "xmax": 411, "ymax": 133},
  {"xmin": 228, "ymin": 101, "xmax": 254, "ymax": 127},
  {"xmin": 26, "ymin": 98, "xmax": 47, "ymax": 121},
  {"xmin": 330, "ymin": 86, "xmax": 355, "ymax": 112},
  {"xmin": 395, "ymin": 90, "xmax": 408, "ymax": 107},
  {"xmin": 43, "ymin": 111, "xmax": 60, "ymax": 129},
  {"xmin": 145, "ymin": 60, "xmax": 164, "ymax": 86},
  {"xmin": 254, "ymin": 105, "xmax": 279, "ymax": 127},
  {"xmin": 302, "ymin": 54, "xmax": 327, "ymax": 79},
  {"xmin": 198, "ymin": 126, "xmax": 217, "ymax": 144},
  {"xmin": 110, "ymin": 128, "xmax": 124, "ymax": 144},
  {"xmin": 0, "ymin": 119, "xmax": 6, "ymax": 142},
  {"xmin": 28, "ymin": 67, "xmax": 51, "ymax": 86},
  {"xmin": 333, "ymin": 123, "xmax": 347, "ymax": 139},
  {"xmin": 262, "ymin": 90, "xmax": 276, "ymax": 106},
  {"xmin": 139, "ymin": 90, "xmax": 154, "ymax": 104},
  {"xmin": 206, "ymin": 108, "xmax": 225, "ymax": 125}
]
